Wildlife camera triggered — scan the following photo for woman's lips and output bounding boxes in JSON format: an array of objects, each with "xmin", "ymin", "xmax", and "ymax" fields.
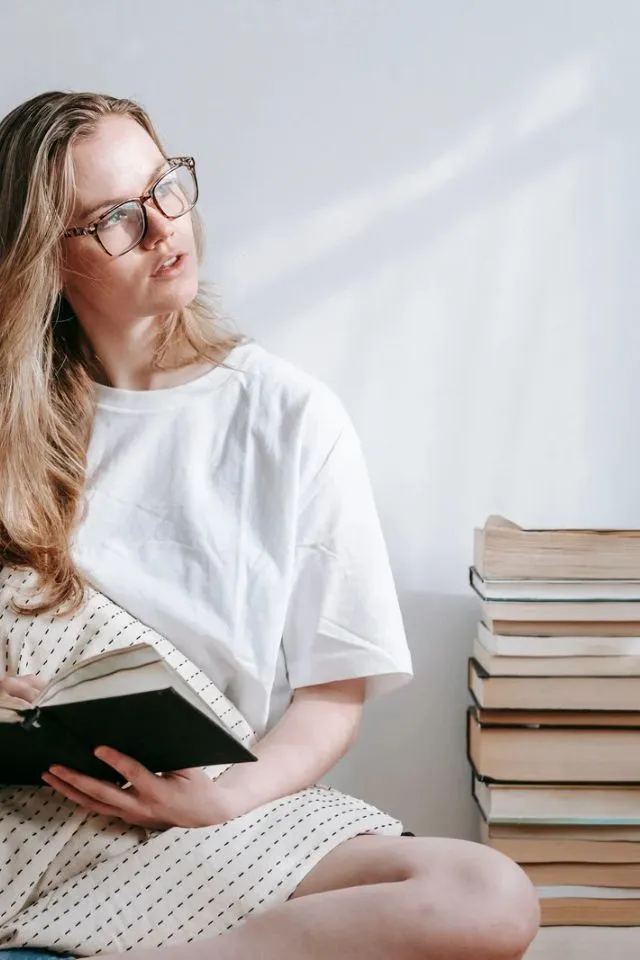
[{"xmin": 151, "ymin": 253, "xmax": 188, "ymax": 278}]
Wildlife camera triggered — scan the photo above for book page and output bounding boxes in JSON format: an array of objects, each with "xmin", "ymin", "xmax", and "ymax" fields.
[
  {"xmin": 485, "ymin": 516, "xmax": 520, "ymax": 530},
  {"xmin": 37, "ymin": 643, "xmax": 163, "ymax": 706},
  {"xmin": 44, "ymin": 660, "xmax": 174, "ymax": 706},
  {"xmin": 536, "ymin": 885, "xmax": 640, "ymax": 899}
]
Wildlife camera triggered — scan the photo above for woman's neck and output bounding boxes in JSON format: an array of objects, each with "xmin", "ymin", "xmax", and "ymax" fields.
[{"xmin": 79, "ymin": 312, "xmax": 215, "ymax": 391}]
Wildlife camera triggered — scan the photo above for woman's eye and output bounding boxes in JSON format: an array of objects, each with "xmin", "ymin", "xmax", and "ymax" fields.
[
  {"xmin": 156, "ymin": 173, "xmax": 178, "ymax": 196},
  {"xmin": 102, "ymin": 209, "xmax": 125, "ymax": 229}
]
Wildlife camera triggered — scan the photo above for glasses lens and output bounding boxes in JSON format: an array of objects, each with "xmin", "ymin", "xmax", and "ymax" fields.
[
  {"xmin": 96, "ymin": 201, "xmax": 145, "ymax": 256},
  {"xmin": 154, "ymin": 163, "xmax": 198, "ymax": 219}
]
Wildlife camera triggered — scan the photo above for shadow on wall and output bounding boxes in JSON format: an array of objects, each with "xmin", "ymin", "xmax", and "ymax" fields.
[
  {"xmin": 325, "ymin": 590, "xmax": 479, "ymax": 840},
  {"xmin": 221, "ymin": 54, "xmax": 596, "ymax": 323},
  {"xmin": 226, "ymin": 43, "xmax": 640, "ymax": 586}
]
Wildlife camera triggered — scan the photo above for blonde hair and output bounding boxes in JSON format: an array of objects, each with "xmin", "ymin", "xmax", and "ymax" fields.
[{"xmin": 0, "ymin": 91, "xmax": 243, "ymax": 614}]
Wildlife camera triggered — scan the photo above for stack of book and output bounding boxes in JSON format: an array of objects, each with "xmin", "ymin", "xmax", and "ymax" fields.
[{"xmin": 467, "ymin": 516, "xmax": 640, "ymax": 959}]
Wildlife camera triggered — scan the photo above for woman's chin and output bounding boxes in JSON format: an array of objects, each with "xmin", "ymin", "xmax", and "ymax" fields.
[{"xmin": 151, "ymin": 274, "xmax": 200, "ymax": 312}]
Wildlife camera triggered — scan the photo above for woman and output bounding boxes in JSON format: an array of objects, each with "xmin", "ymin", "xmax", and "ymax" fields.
[{"xmin": 0, "ymin": 91, "xmax": 539, "ymax": 960}]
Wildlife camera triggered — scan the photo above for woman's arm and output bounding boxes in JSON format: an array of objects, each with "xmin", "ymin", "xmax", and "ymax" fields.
[{"xmin": 210, "ymin": 677, "xmax": 367, "ymax": 820}]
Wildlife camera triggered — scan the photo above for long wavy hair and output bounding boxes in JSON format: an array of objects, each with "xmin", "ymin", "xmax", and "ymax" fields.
[{"xmin": 0, "ymin": 91, "xmax": 242, "ymax": 614}]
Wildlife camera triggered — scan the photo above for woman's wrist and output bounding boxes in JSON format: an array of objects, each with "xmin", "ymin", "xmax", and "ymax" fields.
[{"xmin": 203, "ymin": 772, "xmax": 258, "ymax": 825}]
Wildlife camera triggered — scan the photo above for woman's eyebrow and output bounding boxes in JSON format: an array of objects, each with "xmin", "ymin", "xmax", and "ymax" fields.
[{"xmin": 77, "ymin": 159, "xmax": 169, "ymax": 222}]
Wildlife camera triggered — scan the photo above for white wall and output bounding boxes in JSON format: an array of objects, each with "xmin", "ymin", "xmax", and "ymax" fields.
[{"xmin": 2, "ymin": 0, "xmax": 639, "ymax": 838}]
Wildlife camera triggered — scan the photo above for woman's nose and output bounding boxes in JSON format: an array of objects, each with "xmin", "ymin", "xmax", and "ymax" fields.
[{"xmin": 142, "ymin": 204, "xmax": 175, "ymax": 249}]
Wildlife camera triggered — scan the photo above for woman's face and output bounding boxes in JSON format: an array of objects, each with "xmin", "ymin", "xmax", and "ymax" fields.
[{"xmin": 61, "ymin": 114, "xmax": 199, "ymax": 330}]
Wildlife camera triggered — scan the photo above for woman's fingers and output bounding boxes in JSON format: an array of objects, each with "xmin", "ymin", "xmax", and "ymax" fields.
[
  {"xmin": 94, "ymin": 746, "xmax": 157, "ymax": 790},
  {"xmin": 0, "ymin": 675, "xmax": 45, "ymax": 703},
  {"xmin": 41, "ymin": 770, "xmax": 122, "ymax": 819},
  {"xmin": 42, "ymin": 755, "xmax": 169, "ymax": 828},
  {"xmin": 44, "ymin": 764, "xmax": 133, "ymax": 806}
]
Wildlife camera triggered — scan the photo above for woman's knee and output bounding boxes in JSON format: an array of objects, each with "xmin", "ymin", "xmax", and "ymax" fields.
[
  {"xmin": 461, "ymin": 844, "xmax": 539, "ymax": 958},
  {"xmin": 407, "ymin": 840, "xmax": 540, "ymax": 960}
]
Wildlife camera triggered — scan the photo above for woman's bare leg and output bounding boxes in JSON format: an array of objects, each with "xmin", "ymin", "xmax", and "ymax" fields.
[{"xmin": 95, "ymin": 835, "xmax": 540, "ymax": 960}]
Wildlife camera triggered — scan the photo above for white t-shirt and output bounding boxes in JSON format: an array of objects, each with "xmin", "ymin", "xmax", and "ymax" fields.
[{"xmin": 73, "ymin": 342, "xmax": 413, "ymax": 735}]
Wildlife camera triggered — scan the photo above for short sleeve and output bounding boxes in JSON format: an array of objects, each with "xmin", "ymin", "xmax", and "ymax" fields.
[{"xmin": 282, "ymin": 393, "xmax": 413, "ymax": 698}]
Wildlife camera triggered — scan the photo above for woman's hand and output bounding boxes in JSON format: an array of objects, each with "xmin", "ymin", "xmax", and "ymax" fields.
[
  {"xmin": 0, "ymin": 674, "xmax": 46, "ymax": 707},
  {"xmin": 42, "ymin": 677, "xmax": 365, "ymax": 829},
  {"xmin": 41, "ymin": 746, "xmax": 240, "ymax": 830}
]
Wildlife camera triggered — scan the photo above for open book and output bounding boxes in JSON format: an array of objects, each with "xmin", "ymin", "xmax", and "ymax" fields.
[{"xmin": 0, "ymin": 643, "xmax": 256, "ymax": 786}]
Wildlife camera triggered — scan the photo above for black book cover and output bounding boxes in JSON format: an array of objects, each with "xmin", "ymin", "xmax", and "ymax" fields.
[{"xmin": 0, "ymin": 688, "xmax": 256, "ymax": 786}]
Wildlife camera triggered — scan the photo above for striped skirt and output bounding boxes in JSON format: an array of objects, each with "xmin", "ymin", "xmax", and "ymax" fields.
[{"xmin": 0, "ymin": 569, "xmax": 402, "ymax": 956}]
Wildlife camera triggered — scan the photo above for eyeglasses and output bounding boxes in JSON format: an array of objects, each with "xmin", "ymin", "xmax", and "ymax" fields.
[{"xmin": 63, "ymin": 156, "xmax": 199, "ymax": 258}]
